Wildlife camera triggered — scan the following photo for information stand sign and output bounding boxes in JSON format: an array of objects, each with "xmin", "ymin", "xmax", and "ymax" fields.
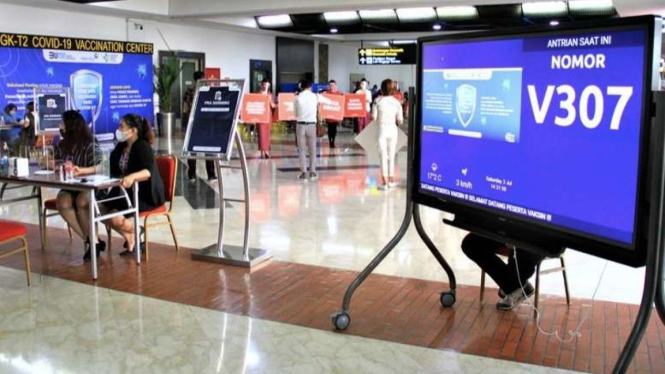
[
  {"xmin": 34, "ymin": 87, "xmax": 69, "ymax": 133},
  {"xmin": 182, "ymin": 79, "xmax": 244, "ymax": 161},
  {"xmin": 183, "ymin": 79, "xmax": 272, "ymax": 269}
]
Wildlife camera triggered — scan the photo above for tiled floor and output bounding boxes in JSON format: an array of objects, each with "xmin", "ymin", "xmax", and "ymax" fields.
[
  {"xmin": 0, "ymin": 130, "xmax": 660, "ymax": 373},
  {"xmin": 1, "ymin": 225, "xmax": 663, "ymax": 374},
  {"xmin": 0, "ymin": 266, "xmax": 584, "ymax": 374}
]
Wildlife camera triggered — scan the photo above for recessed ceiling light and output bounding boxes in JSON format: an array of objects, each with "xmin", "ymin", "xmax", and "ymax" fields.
[
  {"xmin": 436, "ymin": 6, "xmax": 479, "ymax": 21},
  {"xmin": 396, "ymin": 7, "xmax": 437, "ymax": 22},
  {"xmin": 256, "ymin": 14, "xmax": 292, "ymax": 28},
  {"xmin": 330, "ymin": 28, "xmax": 338, "ymax": 34},
  {"xmin": 568, "ymin": 0, "xmax": 614, "ymax": 14},
  {"xmin": 392, "ymin": 40, "xmax": 417, "ymax": 45},
  {"xmin": 433, "ymin": 24, "xmax": 442, "ymax": 31},
  {"xmin": 359, "ymin": 9, "xmax": 397, "ymax": 22},
  {"xmin": 522, "ymin": 1, "xmax": 568, "ymax": 18},
  {"xmin": 323, "ymin": 11, "xmax": 359, "ymax": 24},
  {"xmin": 550, "ymin": 20, "xmax": 560, "ymax": 26}
]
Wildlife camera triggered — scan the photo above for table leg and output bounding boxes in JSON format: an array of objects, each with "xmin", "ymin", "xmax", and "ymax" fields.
[
  {"xmin": 134, "ymin": 184, "xmax": 140, "ymax": 265},
  {"xmin": 37, "ymin": 187, "xmax": 44, "ymax": 250},
  {"xmin": 89, "ymin": 190, "xmax": 98, "ymax": 280}
]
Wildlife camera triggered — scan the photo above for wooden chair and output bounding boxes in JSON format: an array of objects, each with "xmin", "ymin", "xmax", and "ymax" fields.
[
  {"xmin": 480, "ymin": 247, "xmax": 571, "ymax": 314},
  {"xmin": 0, "ymin": 220, "xmax": 32, "ymax": 286},
  {"xmin": 140, "ymin": 155, "xmax": 179, "ymax": 260}
]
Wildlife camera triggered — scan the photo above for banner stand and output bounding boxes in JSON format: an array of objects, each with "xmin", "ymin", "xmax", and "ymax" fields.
[
  {"xmin": 182, "ymin": 79, "xmax": 271, "ymax": 269},
  {"xmin": 189, "ymin": 130, "xmax": 272, "ymax": 268},
  {"xmin": 331, "ymin": 87, "xmax": 457, "ymax": 330}
]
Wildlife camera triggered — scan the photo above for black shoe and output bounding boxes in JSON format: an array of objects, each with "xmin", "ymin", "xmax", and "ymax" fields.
[
  {"xmin": 208, "ymin": 176, "xmax": 217, "ymax": 181},
  {"xmin": 83, "ymin": 239, "xmax": 102, "ymax": 262},
  {"xmin": 119, "ymin": 242, "xmax": 145, "ymax": 257}
]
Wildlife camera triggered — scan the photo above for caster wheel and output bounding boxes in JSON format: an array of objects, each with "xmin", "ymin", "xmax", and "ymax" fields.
[
  {"xmin": 440, "ymin": 291, "xmax": 456, "ymax": 307},
  {"xmin": 332, "ymin": 311, "xmax": 351, "ymax": 330}
]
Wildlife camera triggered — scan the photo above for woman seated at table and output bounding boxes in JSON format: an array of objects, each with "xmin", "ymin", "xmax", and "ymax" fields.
[
  {"xmin": 1, "ymin": 104, "xmax": 22, "ymax": 153},
  {"xmin": 100, "ymin": 114, "xmax": 164, "ymax": 256},
  {"xmin": 54, "ymin": 110, "xmax": 105, "ymax": 262}
]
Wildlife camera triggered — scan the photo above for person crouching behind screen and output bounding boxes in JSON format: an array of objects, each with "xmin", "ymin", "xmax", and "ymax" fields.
[
  {"xmin": 461, "ymin": 233, "xmax": 545, "ymax": 310},
  {"xmin": 373, "ymin": 79, "xmax": 403, "ymax": 190}
]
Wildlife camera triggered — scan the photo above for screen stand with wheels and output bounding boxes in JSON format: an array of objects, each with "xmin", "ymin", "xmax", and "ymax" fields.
[
  {"xmin": 331, "ymin": 87, "xmax": 458, "ymax": 330},
  {"xmin": 190, "ymin": 130, "xmax": 272, "ymax": 268},
  {"xmin": 612, "ymin": 91, "xmax": 665, "ymax": 374}
]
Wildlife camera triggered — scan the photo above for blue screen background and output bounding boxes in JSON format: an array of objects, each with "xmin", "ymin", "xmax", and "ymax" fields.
[
  {"xmin": 419, "ymin": 29, "xmax": 647, "ymax": 244},
  {"xmin": 0, "ymin": 47, "xmax": 153, "ymax": 138}
]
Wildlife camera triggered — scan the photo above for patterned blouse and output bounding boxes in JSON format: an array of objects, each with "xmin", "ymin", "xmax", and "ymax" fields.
[{"xmin": 54, "ymin": 141, "xmax": 102, "ymax": 168}]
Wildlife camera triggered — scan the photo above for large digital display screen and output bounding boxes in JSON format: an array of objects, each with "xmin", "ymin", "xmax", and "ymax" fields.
[
  {"xmin": 0, "ymin": 32, "xmax": 154, "ymax": 140},
  {"xmin": 415, "ymin": 17, "xmax": 660, "ymax": 265}
]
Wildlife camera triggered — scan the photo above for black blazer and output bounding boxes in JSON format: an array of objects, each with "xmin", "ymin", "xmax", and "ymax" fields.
[{"xmin": 110, "ymin": 139, "xmax": 165, "ymax": 210}]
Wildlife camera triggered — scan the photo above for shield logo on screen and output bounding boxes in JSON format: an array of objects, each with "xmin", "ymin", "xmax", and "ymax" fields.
[
  {"xmin": 455, "ymin": 84, "xmax": 476, "ymax": 128},
  {"xmin": 70, "ymin": 70, "xmax": 103, "ymax": 125}
]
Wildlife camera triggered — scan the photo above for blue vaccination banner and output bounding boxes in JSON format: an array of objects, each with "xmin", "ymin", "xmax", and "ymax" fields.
[
  {"xmin": 419, "ymin": 29, "xmax": 647, "ymax": 245},
  {"xmin": 422, "ymin": 68, "xmax": 523, "ymax": 143},
  {"xmin": 0, "ymin": 32, "xmax": 154, "ymax": 140}
]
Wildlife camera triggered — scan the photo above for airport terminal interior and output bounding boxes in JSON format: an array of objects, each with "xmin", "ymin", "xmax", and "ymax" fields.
[{"xmin": 1, "ymin": 0, "xmax": 665, "ymax": 373}]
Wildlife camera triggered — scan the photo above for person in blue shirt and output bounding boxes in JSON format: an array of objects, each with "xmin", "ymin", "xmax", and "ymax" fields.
[{"xmin": 0, "ymin": 104, "xmax": 23, "ymax": 154}]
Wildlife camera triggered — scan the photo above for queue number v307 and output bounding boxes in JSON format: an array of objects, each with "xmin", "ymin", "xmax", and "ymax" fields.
[{"xmin": 528, "ymin": 85, "xmax": 633, "ymax": 130}]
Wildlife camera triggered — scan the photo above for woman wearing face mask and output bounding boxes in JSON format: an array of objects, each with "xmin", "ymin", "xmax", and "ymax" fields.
[
  {"xmin": 257, "ymin": 78, "xmax": 276, "ymax": 159},
  {"xmin": 354, "ymin": 79, "xmax": 372, "ymax": 133},
  {"xmin": 100, "ymin": 114, "xmax": 165, "ymax": 256},
  {"xmin": 1, "ymin": 103, "xmax": 23, "ymax": 153},
  {"xmin": 54, "ymin": 110, "xmax": 106, "ymax": 261}
]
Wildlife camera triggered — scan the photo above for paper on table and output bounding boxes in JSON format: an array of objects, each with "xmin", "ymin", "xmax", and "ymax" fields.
[
  {"xmin": 354, "ymin": 121, "xmax": 408, "ymax": 165},
  {"xmin": 33, "ymin": 170, "xmax": 55, "ymax": 175},
  {"xmin": 76, "ymin": 175, "xmax": 118, "ymax": 186}
]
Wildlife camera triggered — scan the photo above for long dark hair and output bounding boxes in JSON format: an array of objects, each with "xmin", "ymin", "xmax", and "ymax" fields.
[
  {"xmin": 59, "ymin": 110, "xmax": 93, "ymax": 155},
  {"xmin": 121, "ymin": 114, "xmax": 155, "ymax": 145}
]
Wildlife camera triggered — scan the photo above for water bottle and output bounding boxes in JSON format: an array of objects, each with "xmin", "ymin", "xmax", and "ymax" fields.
[
  {"xmin": 0, "ymin": 156, "xmax": 7, "ymax": 177},
  {"xmin": 101, "ymin": 150, "xmax": 110, "ymax": 177}
]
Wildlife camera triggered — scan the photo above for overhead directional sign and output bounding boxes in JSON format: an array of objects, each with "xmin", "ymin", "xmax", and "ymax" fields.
[{"xmin": 358, "ymin": 45, "xmax": 416, "ymax": 65}]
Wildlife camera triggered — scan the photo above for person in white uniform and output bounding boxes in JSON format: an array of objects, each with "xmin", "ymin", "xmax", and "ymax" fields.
[
  {"xmin": 372, "ymin": 79, "xmax": 404, "ymax": 190},
  {"xmin": 294, "ymin": 80, "xmax": 319, "ymax": 181}
]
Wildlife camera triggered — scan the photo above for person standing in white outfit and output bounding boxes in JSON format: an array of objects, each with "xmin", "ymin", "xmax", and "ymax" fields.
[
  {"xmin": 372, "ymin": 79, "xmax": 404, "ymax": 190},
  {"xmin": 294, "ymin": 80, "xmax": 319, "ymax": 181}
]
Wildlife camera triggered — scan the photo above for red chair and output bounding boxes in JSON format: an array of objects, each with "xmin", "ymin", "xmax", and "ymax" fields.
[
  {"xmin": 141, "ymin": 155, "xmax": 179, "ymax": 260},
  {"xmin": 0, "ymin": 220, "xmax": 32, "ymax": 286}
]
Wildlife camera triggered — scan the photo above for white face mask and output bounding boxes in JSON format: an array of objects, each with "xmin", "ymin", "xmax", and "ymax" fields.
[
  {"xmin": 115, "ymin": 129, "xmax": 128, "ymax": 142},
  {"xmin": 361, "ymin": 82, "xmax": 368, "ymax": 90}
]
